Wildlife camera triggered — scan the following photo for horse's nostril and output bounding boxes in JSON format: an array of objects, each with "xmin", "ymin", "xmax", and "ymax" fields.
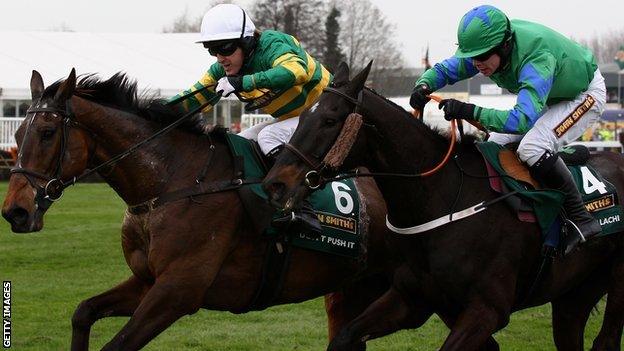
[{"xmin": 3, "ymin": 206, "xmax": 29, "ymax": 227}]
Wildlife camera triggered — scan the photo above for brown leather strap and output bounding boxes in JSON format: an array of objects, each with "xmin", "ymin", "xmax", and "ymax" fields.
[
  {"xmin": 282, "ymin": 143, "xmax": 320, "ymax": 169},
  {"xmin": 127, "ymin": 178, "xmax": 261, "ymax": 215}
]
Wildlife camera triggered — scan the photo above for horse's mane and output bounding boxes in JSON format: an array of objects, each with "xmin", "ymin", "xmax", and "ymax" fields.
[
  {"xmin": 363, "ymin": 87, "xmax": 480, "ymax": 148},
  {"xmin": 42, "ymin": 73, "xmax": 207, "ymax": 135}
]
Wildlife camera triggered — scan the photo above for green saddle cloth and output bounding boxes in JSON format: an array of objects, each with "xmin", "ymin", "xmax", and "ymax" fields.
[
  {"xmin": 226, "ymin": 133, "xmax": 362, "ymax": 258},
  {"xmin": 477, "ymin": 142, "xmax": 624, "ymax": 237}
]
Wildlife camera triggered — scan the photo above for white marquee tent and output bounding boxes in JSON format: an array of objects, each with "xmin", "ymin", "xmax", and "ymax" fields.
[{"xmin": 0, "ymin": 31, "xmax": 215, "ymax": 99}]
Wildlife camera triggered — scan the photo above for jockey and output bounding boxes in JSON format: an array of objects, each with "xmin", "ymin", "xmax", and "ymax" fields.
[
  {"xmin": 172, "ymin": 4, "xmax": 332, "ymax": 236},
  {"xmin": 410, "ymin": 5, "xmax": 606, "ymax": 253}
]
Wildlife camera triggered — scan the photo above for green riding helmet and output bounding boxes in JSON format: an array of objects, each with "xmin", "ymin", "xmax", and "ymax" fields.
[{"xmin": 455, "ymin": 5, "xmax": 510, "ymax": 58}]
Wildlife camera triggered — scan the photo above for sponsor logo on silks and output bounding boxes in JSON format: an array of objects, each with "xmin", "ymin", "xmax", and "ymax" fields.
[
  {"xmin": 584, "ymin": 194, "xmax": 615, "ymax": 212},
  {"xmin": 554, "ymin": 95, "xmax": 596, "ymax": 137},
  {"xmin": 600, "ymin": 214, "xmax": 621, "ymax": 226},
  {"xmin": 317, "ymin": 212, "xmax": 357, "ymax": 234}
]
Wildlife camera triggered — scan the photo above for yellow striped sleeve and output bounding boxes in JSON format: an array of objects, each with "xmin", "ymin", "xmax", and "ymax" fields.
[
  {"xmin": 272, "ymin": 53, "xmax": 309, "ymax": 84},
  {"xmin": 180, "ymin": 72, "xmax": 218, "ymax": 113}
]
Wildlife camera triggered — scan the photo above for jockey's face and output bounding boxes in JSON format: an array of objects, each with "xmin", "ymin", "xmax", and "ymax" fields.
[
  {"xmin": 217, "ymin": 48, "xmax": 244, "ymax": 76},
  {"xmin": 473, "ymin": 53, "xmax": 500, "ymax": 77}
]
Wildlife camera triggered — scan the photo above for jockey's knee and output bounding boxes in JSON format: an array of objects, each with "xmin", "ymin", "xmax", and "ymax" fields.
[
  {"xmin": 517, "ymin": 140, "xmax": 550, "ymax": 167},
  {"xmin": 258, "ymin": 125, "xmax": 283, "ymax": 154}
]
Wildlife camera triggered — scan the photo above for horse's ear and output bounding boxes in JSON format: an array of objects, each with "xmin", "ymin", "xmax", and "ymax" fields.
[
  {"xmin": 348, "ymin": 60, "xmax": 373, "ymax": 94},
  {"xmin": 54, "ymin": 68, "xmax": 76, "ymax": 102},
  {"xmin": 30, "ymin": 70, "xmax": 44, "ymax": 100},
  {"xmin": 332, "ymin": 61, "xmax": 350, "ymax": 86}
]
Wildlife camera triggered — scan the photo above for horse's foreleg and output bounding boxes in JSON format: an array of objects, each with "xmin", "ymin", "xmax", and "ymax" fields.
[
  {"xmin": 591, "ymin": 252, "xmax": 624, "ymax": 351},
  {"xmin": 99, "ymin": 270, "xmax": 210, "ymax": 351},
  {"xmin": 327, "ymin": 286, "xmax": 432, "ymax": 351},
  {"xmin": 439, "ymin": 299, "xmax": 508, "ymax": 351},
  {"xmin": 438, "ymin": 314, "xmax": 500, "ymax": 351},
  {"xmin": 325, "ymin": 273, "xmax": 390, "ymax": 344},
  {"xmin": 70, "ymin": 275, "xmax": 149, "ymax": 351}
]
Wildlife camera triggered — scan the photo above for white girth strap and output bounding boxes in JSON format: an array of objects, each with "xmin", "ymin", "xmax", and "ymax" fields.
[{"xmin": 386, "ymin": 201, "xmax": 487, "ymax": 235}]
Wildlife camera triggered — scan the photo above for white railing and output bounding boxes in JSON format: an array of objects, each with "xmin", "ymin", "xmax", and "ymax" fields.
[
  {"xmin": 0, "ymin": 117, "xmax": 24, "ymax": 150},
  {"xmin": 240, "ymin": 114, "xmax": 273, "ymax": 131}
]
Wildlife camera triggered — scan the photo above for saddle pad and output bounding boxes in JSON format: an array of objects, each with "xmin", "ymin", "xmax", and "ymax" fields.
[
  {"xmin": 226, "ymin": 133, "xmax": 362, "ymax": 258},
  {"xmin": 569, "ymin": 165, "xmax": 624, "ymax": 236},
  {"xmin": 477, "ymin": 142, "xmax": 624, "ymax": 237},
  {"xmin": 498, "ymin": 149, "xmax": 540, "ymax": 189}
]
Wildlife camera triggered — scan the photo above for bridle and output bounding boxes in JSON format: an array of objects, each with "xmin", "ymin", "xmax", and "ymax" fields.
[
  {"xmin": 10, "ymin": 89, "xmax": 221, "ymax": 211},
  {"xmin": 10, "ymin": 101, "xmax": 92, "ymax": 210},
  {"xmin": 281, "ymin": 86, "xmax": 458, "ymax": 189}
]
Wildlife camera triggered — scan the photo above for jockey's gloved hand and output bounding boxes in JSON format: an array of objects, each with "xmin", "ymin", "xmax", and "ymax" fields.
[
  {"xmin": 409, "ymin": 84, "xmax": 432, "ymax": 113},
  {"xmin": 216, "ymin": 76, "xmax": 243, "ymax": 97},
  {"xmin": 438, "ymin": 99, "xmax": 477, "ymax": 121}
]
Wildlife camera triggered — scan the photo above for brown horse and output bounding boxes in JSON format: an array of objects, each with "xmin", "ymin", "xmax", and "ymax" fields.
[
  {"xmin": 1, "ymin": 69, "xmax": 394, "ymax": 350},
  {"xmin": 263, "ymin": 62, "xmax": 624, "ymax": 351}
]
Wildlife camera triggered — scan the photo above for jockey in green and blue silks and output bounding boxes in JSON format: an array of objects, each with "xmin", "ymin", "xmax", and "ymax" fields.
[
  {"xmin": 171, "ymin": 4, "xmax": 331, "ymax": 236},
  {"xmin": 409, "ymin": 5, "xmax": 606, "ymax": 254}
]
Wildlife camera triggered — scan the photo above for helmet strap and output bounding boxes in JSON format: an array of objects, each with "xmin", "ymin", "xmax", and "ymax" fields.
[
  {"xmin": 494, "ymin": 18, "xmax": 514, "ymax": 73},
  {"xmin": 240, "ymin": 8, "xmax": 246, "ymax": 39},
  {"xmin": 238, "ymin": 8, "xmax": 258, "ymax": 63}
]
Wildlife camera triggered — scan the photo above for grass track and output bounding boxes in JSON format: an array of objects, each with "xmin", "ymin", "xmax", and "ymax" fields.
[{"xmin": 0, "ymin": 182, "xmax": 620, "ymax": 350}]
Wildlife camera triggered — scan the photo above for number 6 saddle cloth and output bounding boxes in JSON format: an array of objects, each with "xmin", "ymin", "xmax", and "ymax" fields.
[{"xmin": 226, "ymin": 132, "xmax": 365, "ymax": 258}]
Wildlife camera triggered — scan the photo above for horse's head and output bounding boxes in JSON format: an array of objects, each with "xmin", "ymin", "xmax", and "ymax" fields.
[
  {"xmin": 2, "ymin": 69, "xmax": 94, "ymax": 233},
  {"xmin": 263, "ymin": 61, "xmax": 373, "ymax": 210}
]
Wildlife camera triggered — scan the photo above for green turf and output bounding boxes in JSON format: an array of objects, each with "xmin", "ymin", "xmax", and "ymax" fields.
[{"xmin": 0, "ymin": 182, "xmax": 620, "ymax": 350}]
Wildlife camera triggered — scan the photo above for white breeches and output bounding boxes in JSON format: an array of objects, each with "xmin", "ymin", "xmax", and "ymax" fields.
[
  {"xmin": 488, "ymin": 69, "xmax": 606, "ymax": 166},
  {"xmin": 237, "ymin": 117, "xmax": 300, "ymax": 154}
]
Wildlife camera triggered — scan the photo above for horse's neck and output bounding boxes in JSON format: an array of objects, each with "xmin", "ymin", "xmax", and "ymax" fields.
[
  {"xmin": 70, "ymin": 96, "xmax": 216, "ymax": 205},
  {"xmin": 363, "ymin": 93, "xmax": 457, "ymax": 227}
]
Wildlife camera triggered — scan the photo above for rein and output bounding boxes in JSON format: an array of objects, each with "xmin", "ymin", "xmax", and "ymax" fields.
[
  {"xmin": 11, "ymin": 89, "xmax": 227, "ymax": 210},
  {"xmin": 282, "ymin": 88, "xmax": 458, "ymax": 189}
]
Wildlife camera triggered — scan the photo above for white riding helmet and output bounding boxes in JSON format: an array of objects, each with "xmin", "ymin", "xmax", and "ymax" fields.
[{"xmin": 196, "ymin": 4, "xmax": 256, "ymax": 43}]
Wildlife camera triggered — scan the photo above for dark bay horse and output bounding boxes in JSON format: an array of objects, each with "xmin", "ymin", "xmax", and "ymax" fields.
[
  {"xmin": 1, "ymin": 69, "xmax": 394, "ymax": 350},
  {"xmin": 263, "ymin": 62, "xmax": 624, "ymax": 351}
]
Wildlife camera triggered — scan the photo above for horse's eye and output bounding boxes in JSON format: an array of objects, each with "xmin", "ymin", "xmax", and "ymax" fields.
[
  {"xmin": 325, "ymin": 118, "xmax": 337, "ymax": 126},
  {"xmin": 40, "ymin": 129, "xmax": 56, "ymax": 140}
]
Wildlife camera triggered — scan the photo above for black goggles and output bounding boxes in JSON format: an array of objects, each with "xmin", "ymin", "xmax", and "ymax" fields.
[
  {"xmin": 472, "ymin": 47, "xmax": 498, "ymax": 62},
  {"xmin": 204, "ymin": 41, "xmax": 239, "ymax": 57}
]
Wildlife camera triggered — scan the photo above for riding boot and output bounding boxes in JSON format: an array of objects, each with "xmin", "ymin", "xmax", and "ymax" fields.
[
  {"xmin": 272, "ymin": 199, "xmax": 323, "ymax": 237},
  {"xmin": 529, "ymin": 152, "xmax": 601, "ymax": 255},
  {"xmin": 265, "ymin": 146, "xmax": 323, "ymax": 238}
]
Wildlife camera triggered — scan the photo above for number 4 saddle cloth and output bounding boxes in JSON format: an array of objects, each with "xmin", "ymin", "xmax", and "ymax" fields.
[
  {"xmin": 477, "ymin": 141, "xmax": 624, "ymax": 241},
  {"xmin": 226, "ymin": 132, "xmax": 366, "ymax": 258}
]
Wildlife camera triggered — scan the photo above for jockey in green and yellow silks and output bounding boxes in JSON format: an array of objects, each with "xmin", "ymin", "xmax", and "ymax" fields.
[
  {"xmin": 410, "ymin": 5, "xmax": 606, "ymax": 254},
  {"xmin": 172, "ymin": 4, "xmax": 331, "ymax": 236},
  {"xmin": 172, "ymin": 4, "xmax": 331, "ymax": 155}
]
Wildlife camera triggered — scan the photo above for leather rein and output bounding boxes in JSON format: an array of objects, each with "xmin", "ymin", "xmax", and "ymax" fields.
[
  {"xmin": 281, "ymin": 87, "xmax": 457, "ymax": 189},
  {"xmin": 10, "ymin": 90, "xmax": 259, "ymax": 213}
]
